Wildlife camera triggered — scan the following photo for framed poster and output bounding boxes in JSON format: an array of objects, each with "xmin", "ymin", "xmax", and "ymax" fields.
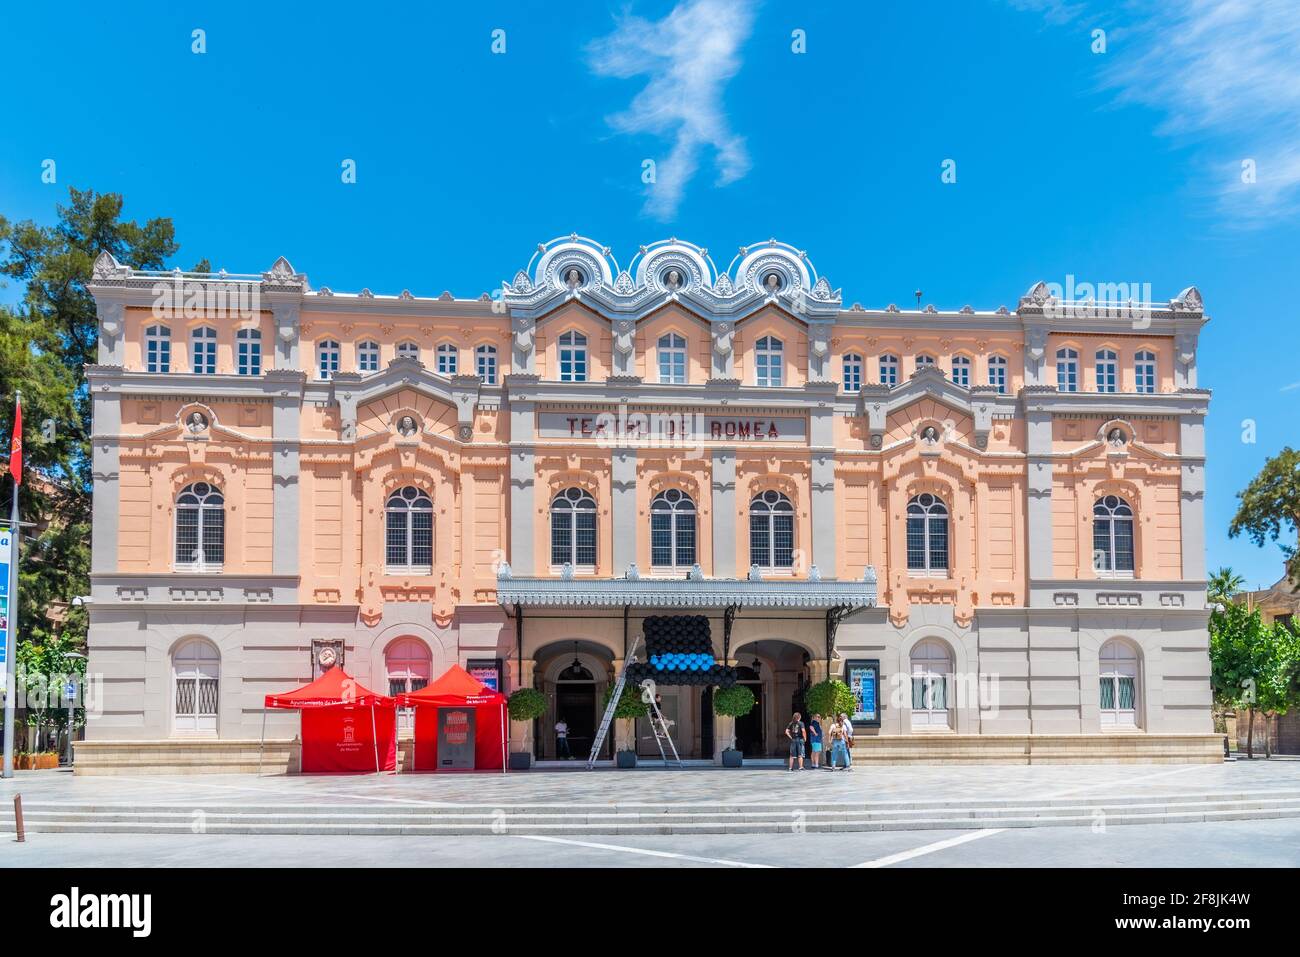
[
  {"xmin": 466, "ymin": 657, "xmax": 504, "ymax": 693},
  {"xmin": 438, "ymin": 708, "xmax": 476, "ymax": 769},
  {"xmin": 845, "ymin": 659, "xmax": 881, "ymax": 727}
]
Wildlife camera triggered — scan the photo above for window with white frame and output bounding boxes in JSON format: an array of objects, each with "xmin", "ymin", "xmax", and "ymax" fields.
[
  {"xmin": 358, "ymin": 340, "xmax": 380, "ymax": 373},
  {"xmin": 385, "ymin": 486, "xmax": 433, "ymax": 572},
  {"xmin": 145, "ymin": 325, "xmax": 171, "ymax": 373},
  {"xmin": 650, "ymin": 489, "xmax": 696, "ymax": 568},
  {"xmin": 658, "ymin": 333, "xmax": 687, "ymax": 384},
  {"xmin": 1135, "ymin": 350, "xmax": 1156, "ymax": 394},
  {"xmin": 551, "ymin": 487, "xmax": 597, "ymax": 567},
  {"xmin": 316, "ymin": 340, "xmax": 340, "ymax": 380},
  {"xmin": 172, "ymin": 638, "xmax": 219, "ymax": 734},
  {"xmin": 191, "ymin": 326, "xmax": 217, "ymax": 375},
  {"xmin": 950, "ymin": 354, "xmax": 971, "ymax": 387},
  {"xmin": 755, "ymin": 336, "xmax": 784, "ymax": 387},
  {"xmin": 558, "ymin": 331, "xmax": 588, "ymax": 382},
  {"xmin": 1099, "ymin": 639, "xmax": 1139, "ymax": 727},
  {"xmin": 236, "ymin": 328, "xmax": 261, "ymax": 376},
  {"xmin": 987, "ymin": 354, "xmax": 1008, "ymax": 394},
  {"xmin": 1095, "ymin": 348, "xmax": 1118, "ymax": 393},
  {"xmin": 906, "ymin": 493, "xmax": 949, "ymax": 574},
  {"xmin": 396, "ymin": 340, "xmax": 420, "ymax": 361},
  {"xmin": 915, "ymin": 353, "xmax": 936, "ymax": 372},
  {"xmin": 476, "ymin": 344, "xmax": 498, "ymax": 384},
  {"xmin": 879, "ymin": 354, "xmax": 899, "ymax": 387},
  {"xmin": 1056, "ymin": 347, "xmax": 1079, "ymax": 392},
  {"xmin": 749, "ymin": 490, "xmax": 794, "ymax": 569},
  {"xmin": 386, "ymin": 637, "xmax": 430, "ymax": 732},
  {"xmin": 175, "ymin": 482, "xmax": 224, "ymax": 571},
  {"xmin": 843, "ymin": 353, "xmax": 863, "ymax": 393},
  {"xmin": 1093, "ymin": 495, "xmax": 1135, "ymax": 576},
  {"xmin": 436, "ymin": 343, "xmax": 458, "ymax": 375},
  {"xmin": 910, "ymin": 639, "xmax": 953, "ymax": 729}
]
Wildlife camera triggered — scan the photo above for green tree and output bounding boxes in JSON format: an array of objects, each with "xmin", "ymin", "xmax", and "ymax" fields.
[
  {"xmin": 1207, "ymin": 567, "xmax": 1245, "ymax": 605},
  {"xmin": 1209, "ymin": 602, "xmax": 1299, "ymax": 758},
  {"xmin": 1, "ymin": 188, "xmax": 185, "ymax": 655},
  {"xmin": 1229, "ymin": 447, "xmax": 1300, "ymax": 589},
  {"xmin": 805, "ymin": 679, "xmax": 857, "ymax": 721}
]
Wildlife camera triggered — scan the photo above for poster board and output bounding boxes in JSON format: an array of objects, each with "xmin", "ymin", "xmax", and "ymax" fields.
[{"xmin": 845, "ymin": 659, "xmax": 881, "ymax": 728}]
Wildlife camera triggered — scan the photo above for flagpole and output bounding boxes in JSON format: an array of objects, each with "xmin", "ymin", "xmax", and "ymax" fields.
[{"xmin": 3, "ymin": 391, "xmax": 22, "ymax": 779}]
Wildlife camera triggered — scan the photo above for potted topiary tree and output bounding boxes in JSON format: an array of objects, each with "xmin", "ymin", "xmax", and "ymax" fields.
[
  {"xmin": 602, "ymin": 682, "xmax": 649, "ymax": 768},
  {"xmin": 506, "ymin": 688, "xmax": 547, "ymax": 770},
  {"xmin": 805, "ymin": 679, "xmax": 859, "ymax": 764},
  {"xmin": 712, "ymin": 685, "xmax": 756, "ymax": 767}
]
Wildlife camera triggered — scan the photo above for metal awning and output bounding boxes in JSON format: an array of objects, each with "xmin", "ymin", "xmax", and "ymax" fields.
[{"xmin": 495, "ymin": 566, "xmax": 877, "ymax": 610}]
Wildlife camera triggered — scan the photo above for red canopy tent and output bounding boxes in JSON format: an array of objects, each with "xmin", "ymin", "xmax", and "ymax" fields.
[
  {"xmin": 261, "ymin": 667, "xmax": 398, "ymax": 774},
  {"xmin": 396, "ymin": 664, "xmax": 507, "ymax": 772}
]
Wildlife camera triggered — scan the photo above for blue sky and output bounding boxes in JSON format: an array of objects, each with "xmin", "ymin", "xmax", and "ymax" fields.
[{"xmin": 1, "ymin": 0, "xmax": 1296, "ymax": 587}]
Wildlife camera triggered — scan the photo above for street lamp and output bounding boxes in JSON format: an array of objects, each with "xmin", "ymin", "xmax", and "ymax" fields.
[{"xmin": 61, "ymin": 651, "xmax": 85, "ymax": 768}]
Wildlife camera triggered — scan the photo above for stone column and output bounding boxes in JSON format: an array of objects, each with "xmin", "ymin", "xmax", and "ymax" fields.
[
  {"xmin": 89, "ymin": 385, "xmax": 121, "ymax": 575},
  {"xmin": 810, "ymin": 405, "xmax": 837, "ymax": 577},
  {"xmin": 711, "ymin": 449, "xmax": 736, "ymax": 577},
  {"xmin": 507, "ymin": 657, "xmax": 536, "ymax": 755},
  {"xmin": 268, "ymin": 371, "xmax": 304, "ymax": 577},
  {"xmin": 1026, "ymin": 406, "xmax": 1054, "ymax": 584},
  {"xmin": 506, "ymin": 380, "xmax": 537, "ymax": 574},
  {"xmin": 611, "ymin": 449, "xmax": 637, "ymax": 572},
  {"xmin": 1179, "ymin": 415, "xmax": 1208, "ymax": 584}
]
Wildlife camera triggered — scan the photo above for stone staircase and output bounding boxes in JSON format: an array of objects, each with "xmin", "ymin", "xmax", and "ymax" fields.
[{"xmin": 3, "ymin": 789, "xmax": 1299, "ymax": 836}]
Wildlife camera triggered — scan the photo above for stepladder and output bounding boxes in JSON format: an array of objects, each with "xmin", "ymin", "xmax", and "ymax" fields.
[{"xmin": 586, "ymin": 636, "xmax": 637, "ymax": 768}]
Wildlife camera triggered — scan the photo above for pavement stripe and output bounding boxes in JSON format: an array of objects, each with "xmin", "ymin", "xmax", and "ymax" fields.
[
  {"xmin": 1045, "ymin": 764, "xmax": 1204, "ymax": 799},
  {"xmin": 851, "ymin": 828, "xmax": 1006, "ymax": 868},
  {"xmin": 513, "ymin": 834, "xmax": 774, "ymax": 867}
]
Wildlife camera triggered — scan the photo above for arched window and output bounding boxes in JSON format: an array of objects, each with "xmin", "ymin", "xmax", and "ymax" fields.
[
  {"xmin": 910, "ymin": 640, "xmax": 952, "ymax": 729},
  {"xmin": 173, "ymin": 638, "xmax": 220, "ymax": 734},
  {"xmin": 191, "ymin": 326, "xmax": 217, "ymax": 375},
  {"xmin": 436, "ymin": 343, "xmax": 458, "ymax": 375},
  {"xmin": 317, "ymin": 340, "xmax": 340, "ymax": 380},
  {"xmin": 386, "ymin": 638, "xmax": 431, "ymax": 732},
  {"xmin": 175, "ymin": 482, "xmax": 224, "ymax": 571},
  {"xmin": 658, "ymin": 333, "xmax": 687, "ymax": 384},
  {"xmin": 950, "ymin": 354, "xmax": 971, "ymax": 387},
  {"xmin": 558, "ymin": 331, "xmax": 588, "ymax": 382},
  {"xmin": 755, "ymin": 336, "xmax": 783, "ymax": 387},
  {"xmin": 749, "ymin": 490, "xmax": 794, "ymax": 569},
  {"xmin": 551, "ymin": 487, "xmax": 597, "ymax": 567},
  {"xmin": 145, "ymin": 325, "xmax": 171, "ymax": 373},
  {"xmin": 236, "ymin": 328, "xmax": 261, "ymax": 376},
  {"xmin": 915, "ymin": 353, "xmax": 936, "ymax": 372},
  {"xmin": 842, "ymin": 353, "xmax": 863, "ymax": 393},
  {"xmin": 987, "ymin": 354, "xmax": 1008, "ymax": 394},
  {"xmin": 357, "ymin": 340, "xmax": 380, "ymax": 373},
  {"xmin": 906, "ymin": 493, "xmax": 949, "ymax": 574},
  {"xmin": 1099, "ymin": 639, "xmax": 1139, "ymax": 727},
  {"xmin": 1056, "ymin": 347, "xmax": 1079, "ymax": 392},
  {"xmin": 1135, "ymin": 350, "xmax": 1156, "ymax": 394},
  {"xmin": 1093, "ymin": 495, "xmax": 1135, "ymax": 575},
  {"xmin": 476, "ymin": 344, "xmax": 498, "ymax": 384},
  {"xmin": 385, "ymin": 486, "xmax": 434, "ymax": 572},
  {"xmin": 396, "ymin": 340, "xmax": 420, "ymax": 361},
  {"xmin": 1095, "ymin": 348, "xmax": 1118, "ymax": 393},
  {"xmin": 650, "ymin": 489, "xmax": 696, "ymax": 568},
  {"xmin": 879, "ymin": 353, "xmax": 899, "ymax": 387}
]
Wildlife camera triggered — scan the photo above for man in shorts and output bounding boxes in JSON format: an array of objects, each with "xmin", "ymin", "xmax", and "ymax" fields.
[{"xmin": 785, "ymin": 711, "xmax": 807, "ymax": 771}]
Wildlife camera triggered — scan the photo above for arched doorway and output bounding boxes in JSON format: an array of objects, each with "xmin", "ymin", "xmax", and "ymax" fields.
[
  {"xmin": 535, "ymin": 641, "xmax": 614, "ymax": 761},
  {"xmin": 733, "ymin": 640, "xmax": 812, "ymax": 757},
  {"xmin": 385, "ymin": 638, "xmax": 431, "ymax": 734}
]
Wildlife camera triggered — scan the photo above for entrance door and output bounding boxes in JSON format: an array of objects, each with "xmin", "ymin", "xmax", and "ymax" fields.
[
  {"xmin": 734, "ymin": 678, "xmax": 765, "ymax": 756},
  {"xmin": 555, "ymin": 685, "xmax": 596, "ymax": 759}
]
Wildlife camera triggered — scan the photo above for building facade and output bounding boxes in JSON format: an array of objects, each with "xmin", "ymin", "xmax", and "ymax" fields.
[{"xmin": 80, "ymin": 236, "xmax": 1220, "ymax": 771}]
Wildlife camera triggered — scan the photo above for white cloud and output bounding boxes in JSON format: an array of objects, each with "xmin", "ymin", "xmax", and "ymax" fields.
[
  {"xmin": 588, "ymin": 0, "xmax": 756, "ymax": 220},
  {"xmin": 1014, "ymin": 0, "xmax": 1300, "ymax": 225}
]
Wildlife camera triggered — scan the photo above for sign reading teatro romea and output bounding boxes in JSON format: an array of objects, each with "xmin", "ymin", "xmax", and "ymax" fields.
[{"xmin": 537, "ymin": 410, "xmax": 807, "ymax": 445}]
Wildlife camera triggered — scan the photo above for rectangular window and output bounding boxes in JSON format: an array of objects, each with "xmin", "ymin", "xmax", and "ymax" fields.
[
  {"xmin": 1135, "ymin": 354, "xmax": 1156, "ymax": 394},
  {"xmin": 201, "ymin": 509, "xmax": 225, "ymax": 565},
  {"xmin": 477, "ymin": 348, "xmax": 497, "ymax": 384},
  {"xmin": 386, "ymin": 511, "xmax": 409, "ymax": 567},
  {"xmin": 175, "ymin": 509, "xmax": 199, "ymax": 565},
  {"xmin": 658, "ymin": 340, "xmax": 687, "ymax": 384},
  {"xmin": 1099, "ymin": 677, "xmax": 1114, "ymax": 711},
  {"xmin": 749, "ymin": 514, "xmax": 770, "ymax": 568},
  {"xmin": 147, "ymin": 334, "xmax": 171, "ymax": 373},
  {"xmin": 675, "ymin": 512, "xmax": 696, "ymax": 567},
  {"xmin": 843, "ymin": 355, "xmax": 862, "ymax": 393},
  {"xmin": 550, "ymin": 517, "xmax": 571, "ymax": 567},
  {"xmin": 574, "ymin": 510, "xmax": 597, "ymax": 565},
  {"xmin": 772, "ymin": 513, "xmax": 794, "ymax": 567},
  {"xmin": 1096, "ymin": 353, "xmax": 1118, "ymax": 393},
  {"xmin": 192, "ymin": 335, "xmax": 216, "ymax": 375},
  {"xmin": 358, "ymin": 343, "xmax": 380, "ymax": 373},
  {"xmin": 879, "ymin": 355, "xmax": 898, "ymax": 387},
  {"xmin": 988, "ymin": 357, "xmax": 1007, "ymax": 394},
  {"xmin": 560, "ymin": 346, "xmax": 587, "ymax": 381},
  {"xmin": 411, "ymin": 510, "xmax": 433, "ymax": 567},
  {"xmin": 928, "ymin": 519, "xmax": 948, "ymax": 570},
  {"xmin": 1057, "ymin": 356, "xmax": 1078, "ymax": 392},
  {"xmin": 237, "ymin": 338, "xmax": 261, "ymax": 376}
]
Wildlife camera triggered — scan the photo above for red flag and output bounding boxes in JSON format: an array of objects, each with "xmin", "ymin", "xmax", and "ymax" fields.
[{"xmin": 8, "ymin": 398, "xmax": 20, "ymax": 486}]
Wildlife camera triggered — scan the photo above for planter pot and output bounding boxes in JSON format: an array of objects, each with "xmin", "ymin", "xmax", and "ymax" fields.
[
  {"xmin": 508, "ymin": 752, "xmax": 533, "ymax": 771},
  {"xmin": 721, "ymin": 749, "xmax": 743, "ymax": 768},
  {"xmin": 616, "ymin": 750, "xmax": 637, "ymax": 769}
]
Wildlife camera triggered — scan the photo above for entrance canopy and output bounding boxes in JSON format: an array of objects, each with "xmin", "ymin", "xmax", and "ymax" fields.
[
  {"xmin": 264, "ymin": 668, "xmax": 397, "ymax": 774},
  {"xmin": 397, "ymin": 665, "xmax": 506, "ymax": 772}
]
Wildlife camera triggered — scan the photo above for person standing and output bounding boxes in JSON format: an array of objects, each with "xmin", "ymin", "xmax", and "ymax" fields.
[
  {"xmin": 828, "ymin": 716, "xmax": 849, "ymax": 770},
  {"xmin": 555, "ymin": 718, "xmax": 571, "ymax": 759},
  {"xmin": 838, "ymin": 712, "xmax": 855, "ymax": 770},
  {"xmin": 785, "ymin": 711, "xmax": 807, "ymax": 771},
  {"xmin": 807, "ymin": 713, "xmax": 824, "ymax": 769}
]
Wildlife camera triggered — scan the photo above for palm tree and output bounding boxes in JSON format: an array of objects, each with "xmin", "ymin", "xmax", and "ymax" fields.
[{"xmin": 1208, "ymin": 567, "xmax": 1245, "ymax": 606}]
